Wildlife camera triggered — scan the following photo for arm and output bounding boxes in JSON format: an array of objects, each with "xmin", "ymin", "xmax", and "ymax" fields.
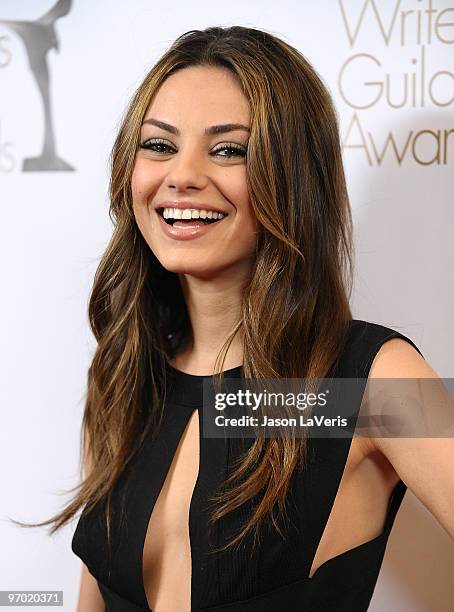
[
  {"xmin": 75, "ymin": 432, "xmax": 105, "ymax": 612},
  {"xmin": 365, "ymin": 338, "xmax": 454, "ymax": 539},
  {"xmin": 76, "ymin": 563, "xmax": 105, "ymax": 612}
]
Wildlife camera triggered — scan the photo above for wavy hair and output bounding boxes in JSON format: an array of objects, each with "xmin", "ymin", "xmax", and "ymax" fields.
[{"xmin": 14, "ymin": 25, "xmax": 354, "ymax": 555}]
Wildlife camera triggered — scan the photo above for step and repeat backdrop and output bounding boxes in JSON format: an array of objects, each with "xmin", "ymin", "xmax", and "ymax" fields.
[{"xmin": 0, "ymin": 1, "xmax": 453, "ymax": 610}]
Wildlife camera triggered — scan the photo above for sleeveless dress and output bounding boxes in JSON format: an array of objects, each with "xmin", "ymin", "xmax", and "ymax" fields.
[{"xmin": 71, "ymin": 318, "xmax": 424, "ymax": 611}]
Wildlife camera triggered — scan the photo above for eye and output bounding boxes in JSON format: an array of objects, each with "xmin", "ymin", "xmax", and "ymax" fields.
[
  {"xmin": 139, "ymin": 138, "xmax": 247, "ymax": 159},
  {"xmin": 139, "ymin": 138, "xmax": 175, "ymax": 154},
  {"xmin": 211, "ymin": 143, "xmax": 247, "ymax": 158}
]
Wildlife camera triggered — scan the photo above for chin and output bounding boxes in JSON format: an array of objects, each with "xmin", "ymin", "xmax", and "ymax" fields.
[
  {"xmin": 158, "ymin": 257, "xmax": 223, "ymax": 279},
  {"xmin": 161, "ymin": 258, "xmax": 241, "ymax": 280}
]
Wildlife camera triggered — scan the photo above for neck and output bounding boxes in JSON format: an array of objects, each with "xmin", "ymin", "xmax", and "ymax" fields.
[{"xmin": 171, "ymin": 268, "xmax": 248, "ymax": 375}]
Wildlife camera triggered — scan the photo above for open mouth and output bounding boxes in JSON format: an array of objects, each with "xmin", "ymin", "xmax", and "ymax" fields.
[{"xmin": 157, "ymin": 209, "xmax": 226, "ymax": 226}]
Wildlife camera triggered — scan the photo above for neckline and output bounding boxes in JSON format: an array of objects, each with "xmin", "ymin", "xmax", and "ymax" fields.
[
  {"xmin": 165, "ymin": 359, "xmax": 243, "ymax": 378},
  {"xmin": 164, "ymin": 359, "xmax": 243, "ymax": 406}
]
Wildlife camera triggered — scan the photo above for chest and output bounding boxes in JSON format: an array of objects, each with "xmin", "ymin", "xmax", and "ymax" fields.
[
  {"xmin": 141, "ymin": 408, "xmax": 199, "ymax": 610},
  {"xmin": 140, "ymin": 406, "xmax": 399, "ymax": 609}
]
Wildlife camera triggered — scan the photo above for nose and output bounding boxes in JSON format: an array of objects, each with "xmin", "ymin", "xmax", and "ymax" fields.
[{"xmin": 164, "ymin": 146, "xmax": 209, "ymax": 192}]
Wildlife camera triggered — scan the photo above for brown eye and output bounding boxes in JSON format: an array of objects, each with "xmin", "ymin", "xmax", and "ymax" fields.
[
  {"xmin": 212, "ymin": 143, "xmax": 247, "ymax": 158},
  {"xmin": 140, "ymin": 138, "xmax": 175, "ymax": 154}
]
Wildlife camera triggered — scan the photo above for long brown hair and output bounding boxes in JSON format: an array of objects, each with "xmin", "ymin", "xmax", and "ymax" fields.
[{"xmin": 12, "ymin": 25, "xmax": 354, "ymax": 554}]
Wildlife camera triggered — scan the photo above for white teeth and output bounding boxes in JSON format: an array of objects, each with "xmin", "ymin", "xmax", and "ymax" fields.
[{"xmin": 160, "ymin": 207, "xmax": 226, "ymax": 220}]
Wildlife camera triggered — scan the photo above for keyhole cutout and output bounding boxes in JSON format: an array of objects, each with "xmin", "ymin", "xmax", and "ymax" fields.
[{"xmin": 142, "ymin": 408, "xmax": 200, "ymax": 611}]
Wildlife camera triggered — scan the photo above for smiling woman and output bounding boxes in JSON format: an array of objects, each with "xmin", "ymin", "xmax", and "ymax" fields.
[
  {"xmin": 131, "ymin": 65, "xmax": 258, "ymax": 278},
  {"xmin": 13, "ymin": 24, "xmax": 452, "ymax": 612}
]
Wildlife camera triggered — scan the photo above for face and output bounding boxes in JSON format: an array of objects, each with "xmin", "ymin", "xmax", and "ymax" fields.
[{"xmin": 131, "ymin": 65, "xmax": 259, "ymax": 281}]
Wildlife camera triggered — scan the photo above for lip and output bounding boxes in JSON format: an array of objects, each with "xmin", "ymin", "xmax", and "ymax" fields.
[
  {"xmin": 155, "ymin": 201, "xmax": 228, "ymax": 215},
  {"xmin": 156, "ymin": 208, "xmax": 228, "ymax": 241}
]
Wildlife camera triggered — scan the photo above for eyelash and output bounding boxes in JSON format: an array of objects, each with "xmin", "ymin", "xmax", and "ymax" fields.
[{"xmin": 139, "ymin": 138, "xmax": 247, "ymax": 159}]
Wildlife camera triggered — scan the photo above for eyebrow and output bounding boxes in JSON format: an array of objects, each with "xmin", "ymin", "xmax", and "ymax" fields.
[{"xmin": 141, "ymin": 117, "xmax": 250, "ymax": 136}]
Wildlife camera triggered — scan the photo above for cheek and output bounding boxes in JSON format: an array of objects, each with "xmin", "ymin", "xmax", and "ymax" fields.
[
  {"xmin": 235, "ymin": 203, "xmax": 260, "ymax": 257},
  {"xmin": 131, "ymin": 164, "xmax": 152, "ymax": 234},
  {"xmin": 242, "ymin": 195, "xmax": 259, "ymax": 234},
  {"xmin": 131, "ymin": 162, "xmax": 149, "ymax": 203},
  {"xmin": 131, "ymin": 159, "xmax": 163, "ymax": 204}
]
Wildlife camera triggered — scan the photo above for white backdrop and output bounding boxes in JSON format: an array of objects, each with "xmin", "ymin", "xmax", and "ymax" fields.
[{"xmin": 0, "ymin": 1, "xmax": 453, "ymax": 610}]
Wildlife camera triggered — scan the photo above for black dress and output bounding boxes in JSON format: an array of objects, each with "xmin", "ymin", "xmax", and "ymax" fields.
[{"xmin": 71, "ymin": 319, "xmax": 424, "ymax": 611}]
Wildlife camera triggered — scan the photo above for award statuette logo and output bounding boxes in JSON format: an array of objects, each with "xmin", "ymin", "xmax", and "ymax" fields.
[{"xmin": 0, "ymin": 0, "xmax": 74, "ymax": 172}]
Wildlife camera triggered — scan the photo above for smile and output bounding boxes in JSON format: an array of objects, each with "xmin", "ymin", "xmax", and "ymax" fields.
[
  {"xmin": 158, "ymin": 207, "xmax": 226, "ymax": 225},
  {"xmin": 155, "ymin": 207, "xmax": 229, "ymax": 241}
]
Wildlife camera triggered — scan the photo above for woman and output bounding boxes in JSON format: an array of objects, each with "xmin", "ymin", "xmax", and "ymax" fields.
[{"xmin": 22, "ymin": 25, "xmax": 452, "ymax": 611}]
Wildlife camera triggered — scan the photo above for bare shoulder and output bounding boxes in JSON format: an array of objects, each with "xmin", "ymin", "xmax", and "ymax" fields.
[
  {"xmin": 358, "ymin": 337, "xmax": 436, "ymax": 457},
  {"xmin": 370, "ymin": 337, "xmax": 433, "ymax": 377},
  {"xmin": 358, "ymin": 336, "xmax": 454, "ymax": 539}
]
